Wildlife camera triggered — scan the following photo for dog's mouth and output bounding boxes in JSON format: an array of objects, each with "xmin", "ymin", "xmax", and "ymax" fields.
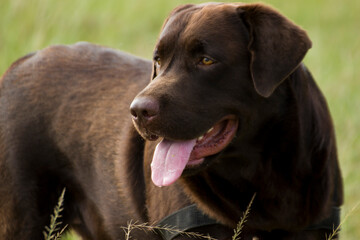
[{"xmin": 151, "ymin": 115, "xmax": 238, "ymax": 187}]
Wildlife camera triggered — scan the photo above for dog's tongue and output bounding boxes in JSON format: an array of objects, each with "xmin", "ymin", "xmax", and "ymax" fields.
[{"xmin": 151, "ymin": 138, "xmax": 197, "ymax": 187}]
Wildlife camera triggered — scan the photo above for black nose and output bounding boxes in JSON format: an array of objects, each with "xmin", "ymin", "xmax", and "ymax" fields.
[{"xmin": 130, "ymin": 97, "xmax": 159, "ymax": 123}]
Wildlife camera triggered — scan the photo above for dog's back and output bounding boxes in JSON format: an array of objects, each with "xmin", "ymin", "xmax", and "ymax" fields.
[{"xmin": 0, "ymin": 42, "xmax": 152, "ymax": 239}]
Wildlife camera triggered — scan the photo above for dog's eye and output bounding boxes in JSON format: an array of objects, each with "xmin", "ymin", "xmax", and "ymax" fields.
[
  {"xmin": 200, "ymin": 57, "xmax": 214, "ymax": 66},
  {"xmin": 154, "ymin": 57, "xmax": 161, "ymax": 68}
]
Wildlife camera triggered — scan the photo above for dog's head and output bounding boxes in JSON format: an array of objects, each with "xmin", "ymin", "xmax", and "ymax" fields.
[{"xmin": 130, "ymin": 3, "xmax": 311, "ymax": 187}]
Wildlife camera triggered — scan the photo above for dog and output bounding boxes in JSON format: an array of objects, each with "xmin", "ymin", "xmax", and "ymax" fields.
[{"xmin": 0, "ymin": 2, "xmax": 343, "ymax": 240}]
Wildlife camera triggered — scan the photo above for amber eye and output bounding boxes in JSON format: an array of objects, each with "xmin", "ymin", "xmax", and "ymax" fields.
[
  {"xmin": 200, "ymin": 57, "xmax": 214, "ymax": 65},
  {"xmin": 154, "ymin": 57, "xmax": 161, "ymax": 68}
]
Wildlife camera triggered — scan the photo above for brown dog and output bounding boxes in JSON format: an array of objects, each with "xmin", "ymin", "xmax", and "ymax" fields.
[{"xmin": 0, "ymin": 3, "xmax": 343, "ymax": 240}]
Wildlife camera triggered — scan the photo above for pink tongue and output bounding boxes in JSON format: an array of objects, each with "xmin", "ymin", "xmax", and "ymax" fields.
[{"xmin": 151, "ymin": 138, "xmax": 197, "ymax": 187}]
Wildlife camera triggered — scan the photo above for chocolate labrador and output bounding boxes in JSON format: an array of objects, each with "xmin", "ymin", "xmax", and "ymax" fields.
[{"xmin": 0, "ymin": 2, "xmax": 343, "ymax": 240}]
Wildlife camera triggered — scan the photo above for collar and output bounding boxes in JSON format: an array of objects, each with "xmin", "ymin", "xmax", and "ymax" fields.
[
  {"xmin": 156, "ymin": 204, "xmax": 340, "ymax": 240},
  {"xmin": 156, "ymin": 204, "xmax": 218, "ymax": 240}
]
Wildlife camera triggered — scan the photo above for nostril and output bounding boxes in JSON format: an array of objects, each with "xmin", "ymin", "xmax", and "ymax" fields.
[
  {"xmin": 130, "ymin": 109, "xmax": 138, "ymax": 118},
  {"xmin": 140, "ymin": 104, "xmax": 158, "ymax": 119},
  {"xmin": 142, "ymin": 110, "xmax": 150, "ymax": 118}
]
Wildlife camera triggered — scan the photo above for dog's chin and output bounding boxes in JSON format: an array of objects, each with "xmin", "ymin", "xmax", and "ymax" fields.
[{"xmin": 145, "ymin": 115, "xmax": 239, "ymax": 187}]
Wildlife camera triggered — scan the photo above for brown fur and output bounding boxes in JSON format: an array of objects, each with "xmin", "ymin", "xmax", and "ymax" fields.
[{"xmin": 0, "ymin": 3, "xmax": 342, "ymax": 240}]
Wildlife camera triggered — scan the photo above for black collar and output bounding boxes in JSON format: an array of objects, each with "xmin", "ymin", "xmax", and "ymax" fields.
[
  {"xmin": 156, "ymin": 204, "xmax": 218, "ymax": 240},
  {"xmin": 156, "ymin": 204, "xmax": 340, "ymax": 240}
]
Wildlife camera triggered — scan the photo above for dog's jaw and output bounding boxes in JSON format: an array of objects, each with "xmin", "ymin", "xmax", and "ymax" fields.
[
  {"xmin": 150, "ymin": 115, "xmax": 238, "ymax": 187},
  {"xmin": 190, "ymin": 116, "xmax": 239, "ymax": 160}
]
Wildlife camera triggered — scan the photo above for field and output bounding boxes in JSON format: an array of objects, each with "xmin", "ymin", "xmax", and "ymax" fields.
[{"xmin": 1, "ymin": 0, "xmax": 359, "ymax": 239}]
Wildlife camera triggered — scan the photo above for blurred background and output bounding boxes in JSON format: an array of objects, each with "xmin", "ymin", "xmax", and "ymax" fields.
[{"xmin": 0, "ymin": 0, "xmax": 359, "ymax": 239}]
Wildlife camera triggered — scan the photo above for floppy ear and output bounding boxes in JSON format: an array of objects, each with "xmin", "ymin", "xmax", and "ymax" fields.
[{"xmin": 237, "ymin": 4, "xmax": 312, "ymax": 97}]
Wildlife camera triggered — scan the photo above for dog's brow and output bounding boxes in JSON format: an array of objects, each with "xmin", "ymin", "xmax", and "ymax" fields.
[
  {"xmin": 187, "ymin": 39, "xmax": 204, "ymax": 54},
  {"xmin": 153, "ymin": 49, "xmax": 159, "ymax": 59},
  {"xmin": 156, "ymin": 34, "xmax": 177, "ymax": 57}
]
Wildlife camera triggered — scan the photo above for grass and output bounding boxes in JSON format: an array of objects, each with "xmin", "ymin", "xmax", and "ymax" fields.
[
  {"xmin": 43, "ymin": 189, "xmax": 67, "ymax": 240},
  {"xmin": 47, "ymin": 192, "xmax": 254, "ymax": 240},
  {"xmin": 122, "ymin": 221, "xmax": 217, "ymax": 240},
  {"xmin": 121, "ymin": 194, "xmax": 256, "ymax": 240},
  {"xmin": 326, "ymin": 202, "xmax": 360, "ymax": 240},
  {"xmin": 232, "ymin": 194, "xmax": 256, "ymax": 240},
  {"xmin": 1, "ymin": 0, "xmax": 359, "ymax": 239}
]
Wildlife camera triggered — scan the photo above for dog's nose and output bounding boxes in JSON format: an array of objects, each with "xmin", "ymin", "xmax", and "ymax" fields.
[{"xmin": 130, "ymin": 97, "xmax": 159, "ymax": 123}]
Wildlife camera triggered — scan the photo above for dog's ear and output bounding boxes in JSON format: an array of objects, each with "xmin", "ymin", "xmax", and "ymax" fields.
[{"xmin": 237, "ymin": 4, "xmax": 312, "ymax": 97}]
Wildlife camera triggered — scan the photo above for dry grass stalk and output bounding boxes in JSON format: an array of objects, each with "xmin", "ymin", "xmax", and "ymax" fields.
[
  {"xmin": 123, "ymin": 220, "xmax": 216, "ymax": 240},
  {"xmin": 43, "ymin": 188, "xmax": 68, "ymax": 240},
  {"xmin": 326, "ymin": 201, "xmax": 359, "ymax": 240},
  {"xmin": 232, "ymin": 193, "xmax": 256, "ymax": 240},
  {"xmin": 123, "ymin": 194, "xmax": 256, "ymax": 240}
]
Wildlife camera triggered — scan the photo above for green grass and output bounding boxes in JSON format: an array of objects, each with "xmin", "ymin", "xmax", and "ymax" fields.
[{"xmin": 1, "ymin": 0, "xmax": 359, "ymax": 239}]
